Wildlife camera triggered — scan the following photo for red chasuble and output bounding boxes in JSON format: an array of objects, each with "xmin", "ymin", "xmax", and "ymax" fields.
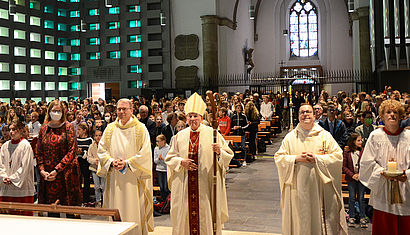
[{"xmin": 188, "ymin": 131, "xmax": 200, "ymax": 235}]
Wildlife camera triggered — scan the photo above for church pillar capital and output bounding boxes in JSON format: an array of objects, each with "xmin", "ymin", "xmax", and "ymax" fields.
[
  {"xmin": 351, "ymin": 7, "xmax": 370, "ymax": 21},
  {"xmin": 200, "ymin": 15, "xmax": 220, "ymax": 25}
]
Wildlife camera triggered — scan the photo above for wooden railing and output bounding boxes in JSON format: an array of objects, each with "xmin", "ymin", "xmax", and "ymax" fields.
[{"xmin": 0, "ymin": 201, "xmax": 121, "ymax": 221}]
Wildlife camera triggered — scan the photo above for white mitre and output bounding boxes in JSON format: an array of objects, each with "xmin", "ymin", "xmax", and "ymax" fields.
[{"xmin": 185, "ymin": 92, "xmax": 206, "ymax": 116}]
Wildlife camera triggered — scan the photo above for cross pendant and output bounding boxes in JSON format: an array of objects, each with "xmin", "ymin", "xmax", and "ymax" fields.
[{"xmin": 319, "ymin": 148, "xmax": 327, "ymax": 154}]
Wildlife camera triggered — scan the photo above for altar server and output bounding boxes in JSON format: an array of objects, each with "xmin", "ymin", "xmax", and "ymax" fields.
[
  {"xmin": 0, "ymin": 120, "xmax": 35, "ymax": 215},
  {"xmin": 359, "ymin": 99, "xmax": 410, "ymax": 235}
]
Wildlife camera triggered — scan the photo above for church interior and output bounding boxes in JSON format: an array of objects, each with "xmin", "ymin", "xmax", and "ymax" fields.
[{"xmin": 0, "ymin": 0, "xmax": 408, "ymax": 234}]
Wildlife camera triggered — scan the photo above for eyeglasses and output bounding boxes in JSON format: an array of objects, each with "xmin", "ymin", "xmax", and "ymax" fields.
[
  {"xmin": 117, "ymin": 108, "xmax": 130, "ymax": 112},
  {"xmin": 299, "ymin": 110, "xmax": 313, "ymax": 115},
  {"xmin": 328, "ymin": 108, "xmax": 336, "ymax": 112}
]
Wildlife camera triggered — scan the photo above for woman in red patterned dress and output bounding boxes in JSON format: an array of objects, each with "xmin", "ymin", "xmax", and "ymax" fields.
[{"xmin": 36, "ymin": 100, "xmax": 82, "ymax": 215}]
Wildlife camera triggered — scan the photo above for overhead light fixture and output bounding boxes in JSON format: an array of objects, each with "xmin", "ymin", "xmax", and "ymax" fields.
[
  {"xmin": 105, "ymin": 0, "xmax": 113, "ymax": 7},
  {"xmin": 81, "ymin": 19, "xmax": 87, "ymax": 32},
  {"xmin": 160, "ymin": 12, "xmax": 166, "ymax": 26},
  {"xmin": 249, "ymin": 5, "xmax": 255, "ymax": 20},
  {"xmin": 348, "ymin": 0, "xmax": 354, "ymax": 13},
  {"xmin": 9, "ymin": 0, "xmax": 16, "ymax": 15}
]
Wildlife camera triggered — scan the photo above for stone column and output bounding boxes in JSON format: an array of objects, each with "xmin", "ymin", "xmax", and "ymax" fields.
[
  {"xmin": 352, "ymin": 7, "xmax": 371, "ymax": 71},
  {"xmin": 201, "ymin": 15, "xmax": 219, "ymax": 88}
]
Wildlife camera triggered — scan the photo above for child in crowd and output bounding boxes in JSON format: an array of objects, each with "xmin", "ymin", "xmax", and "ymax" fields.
[
  {"xmin": 86, "ymin": 118, "xmax": 95, "ymax": 137},
  {"xmin": 343, "ymin": 133, "xmax": 368, "ymax": 228},
  {"xmin": 218, "ymin": 107, "xmax": 231, "ymax": 136},
  {"xmin": 87, "ymin": 130, "xmax": 104, "ymax": 207},
  {"xmin": 154, "ymin": 115, "xmax": 165, "ymax": 137},
  {"xmin": 77, "ymin": 122, "xmax": 93, "ymax": 204},
  {"xmin": 175, "ymin": 120, "xmax": 186, "ymax": 132},
  {"xmin": 0, "ymin": 120, "xmax": 35, "ymax": 215},
  {"xmin": 154, "ymin": 134, "xmax": 170, "ymax": 202},
  {"xmin": 231, "ymin": 104, "xmax": 249, "ymax": 163},
  {"xmin": 169, "ymin": 120, "xmax": 186, "ymax": 146},
  {"xmin": 95, "ymin": 118, "xmax": 105, "ymax": 132},
  {"xmin": 104, "ymin": 112, "xmax": 112, "ymax": 124},
  {"xmin": 0, "ymin": 125, "xmax": 10, "ymax": 143}
]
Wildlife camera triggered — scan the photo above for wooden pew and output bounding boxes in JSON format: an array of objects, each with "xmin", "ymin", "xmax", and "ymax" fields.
[
  {"xmin": 224, "ymin": 135, "xmax": 245, "ymax": 167},
  {"xmin": 258, "ymin": 122, "xmax": 271, "ymax": 145},
  {"xmin": 0, "ymin": 201, "xmax": 121, "ymax": 221},
  {"xmin": 271, "ymin": 116, "xmax": 280, "ymax": 137}
]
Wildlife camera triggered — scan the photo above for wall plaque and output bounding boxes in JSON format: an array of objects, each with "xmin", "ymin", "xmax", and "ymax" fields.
[
  {"xmin": 175, "ymin": 66, "xmax": 199, "ymax": 89},
  {"xmin": 175, "ymin": 34, "xmax": 199, "ymax": 60}
]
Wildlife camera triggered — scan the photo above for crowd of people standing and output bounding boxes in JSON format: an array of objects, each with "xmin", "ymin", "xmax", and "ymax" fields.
[{"xmin": 0, "ymin": 86, "xmax": 408, "ymax": 234}]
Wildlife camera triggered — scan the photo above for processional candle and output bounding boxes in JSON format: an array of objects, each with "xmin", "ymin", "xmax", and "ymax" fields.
[{"xmin": 387, "ymin": 161, "xmax": 397, "ymax": 172}]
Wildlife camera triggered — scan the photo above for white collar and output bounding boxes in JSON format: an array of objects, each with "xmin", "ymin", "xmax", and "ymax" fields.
[{"xmin": 120, "ymin": 116, "xmax": 133, "ymax": 125}]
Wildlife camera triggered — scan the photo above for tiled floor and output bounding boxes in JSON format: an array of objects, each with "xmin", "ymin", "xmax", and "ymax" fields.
[{"xmin": 152, "ymin": 130, "xmax": 372, "ymax": 234}]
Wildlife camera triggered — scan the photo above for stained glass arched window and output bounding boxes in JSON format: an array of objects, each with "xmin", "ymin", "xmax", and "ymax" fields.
[{"xmin": 289, "ymin": 0, "xmax": 318, "ymax": 57}]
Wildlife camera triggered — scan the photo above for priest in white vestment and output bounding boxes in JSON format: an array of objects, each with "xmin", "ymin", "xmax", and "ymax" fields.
[
  {"xmin": 97, "ymin": 99, "xmax": 153, "ymax": 235},
  {"xmin": 165, "ymin": 93, "xmax": 234, "ymax": 235},
  {"xmin": 274, "ymin": 104, "xmax": 348, "ymax": 235}
]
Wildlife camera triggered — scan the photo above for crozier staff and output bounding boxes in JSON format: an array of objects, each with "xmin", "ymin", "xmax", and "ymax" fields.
[{"xmin": 165, "ymin": 93, "xmax": 233, "ymax": 235}]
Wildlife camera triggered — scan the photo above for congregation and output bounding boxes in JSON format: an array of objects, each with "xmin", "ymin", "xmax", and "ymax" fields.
[{"xmin": 0, "ymin": 86, "xmax": 409, "ymax": 235}]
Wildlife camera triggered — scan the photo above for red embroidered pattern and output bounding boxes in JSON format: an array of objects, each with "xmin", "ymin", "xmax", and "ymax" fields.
[{"xmin": 188, "ymin": 131, "xmax": 200, "ymax": 235}]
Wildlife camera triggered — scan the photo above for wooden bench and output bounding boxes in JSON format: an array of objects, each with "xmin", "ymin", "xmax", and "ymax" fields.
[
  {"xmin": 258, "ymin": 122, "xmax": 267, "ymax": 131},
  {"xmin": 272, "ymin": 116, "xmax": 281, "ymax": 136},
  {"xmin": 258, "ymin": 122, "xmax": 272, "ymax": 145},
  {"xmin": 224, "ymin": 135, "xmax": 245, "ymax": 167},
  {"xmin": 0, "ymin": 201, "xmax": 121, "ymax": 221}
]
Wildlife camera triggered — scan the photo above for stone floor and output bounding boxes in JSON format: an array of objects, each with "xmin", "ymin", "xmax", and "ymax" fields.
[{"xmin": 151, "ymin": 130, "xmax": 372, "ymax": 234}]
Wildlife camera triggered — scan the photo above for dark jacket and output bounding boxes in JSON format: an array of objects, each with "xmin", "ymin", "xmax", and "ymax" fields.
[
  {"xmin": 140, "ymin": 117, "xmax": 156, "ymax": 146},
  {"xmin": 154, "ymin": 124, "xmax": 165, "ymax": 138},
  {"xmin": 231, "ymin": 112, "xmax": 249, "ymax": 136},
  {"xmin": 161, "ymin": 124, "xmax": 177, "ymax": 144},
  {"xmin": 342, "ymin": 149, "xmax": 363, "ymax": 182},
  {"xmin": 245, "ymin": 112, "xmax": 260, "ymax": 132},
  {"xmin": 279, "ymin": 97, "xmax": 290, "ymax": 109},
  {"xmin": 343, "ymin": 119, "xmax": 357, "ymax": 137},
  {"xmin": 319, "ymin": 118, "xmax": 348, "ymax": 149}
]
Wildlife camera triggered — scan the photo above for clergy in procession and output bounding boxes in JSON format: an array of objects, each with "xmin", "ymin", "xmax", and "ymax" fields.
[
  {"xmin": 274, "ymin": 104, "xmax": 347, "ymax": 235},
  {"xmin": 359, "ymin": 99, "xmax": 410, "ymax": 235},
  {"xmin": 97, "ymin": 99, "xmax": 153, "ymax": 235},
  {"xmin": 165, "ymin": 93, "xmax": 234, "ymax": 235}
]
